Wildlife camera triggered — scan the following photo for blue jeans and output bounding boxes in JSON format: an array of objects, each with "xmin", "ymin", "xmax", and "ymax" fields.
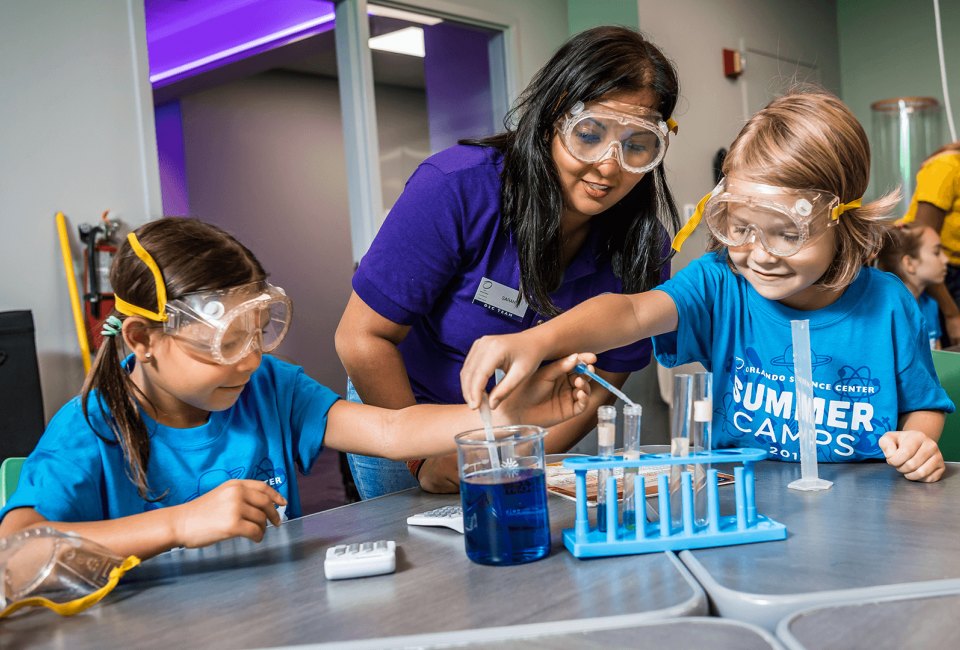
[{"xmin": 345, "ymin": 379, "xmax": 419, "ymax": 500}]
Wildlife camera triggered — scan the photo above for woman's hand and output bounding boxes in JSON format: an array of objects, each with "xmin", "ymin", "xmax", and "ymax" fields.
[
  {"xmin": 170, "ymin": 479, "xmax": 287, "ymax": 548},
  {"xmin": 497, "ymin": 353, "xmax": 594, "ymax": 426},
  {"xmin": 461, "ymin": 331, "xmax": 549, "ymax": 410},
  {"xmin": 878, "ymin": 430, "xmax": 946, "ymax": 482}
]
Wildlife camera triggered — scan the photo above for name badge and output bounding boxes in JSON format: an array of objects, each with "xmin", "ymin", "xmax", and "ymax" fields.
[{"xmin": 473, "ymin": 277, "xmax": 528, "ymax": 322}]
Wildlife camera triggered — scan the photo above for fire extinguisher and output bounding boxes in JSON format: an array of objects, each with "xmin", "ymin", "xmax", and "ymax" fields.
[{"xmin": 78, "ymin": 211, "xmax": 120, "ymax": 351}]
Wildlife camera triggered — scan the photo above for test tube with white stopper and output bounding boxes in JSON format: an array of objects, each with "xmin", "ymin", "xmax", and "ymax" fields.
[
  {"xmin": 596, "ymin": 405, "xmax": 617, "ymax": 532},
  {"xmin": 669, "ymin": 374, "xmax": 692, "ymax": 531},
  {"xmin": 620, "ymin": 403, "xmax": 642, "ymax": 530},
  {"xmin": 788, "ymin": 320, "xmax": 833, "ymax": 491},
  {"xmin": 692, "ymin": 372, "xmax": 713, "ymax": 527}
]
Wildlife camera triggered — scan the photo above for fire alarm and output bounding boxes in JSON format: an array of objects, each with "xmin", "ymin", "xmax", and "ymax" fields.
[{"xmin": 723, "ymin": 48, "xmax": 743, "ymax": 79}]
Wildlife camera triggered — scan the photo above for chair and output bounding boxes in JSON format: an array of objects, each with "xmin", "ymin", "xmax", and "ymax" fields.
[
  {"xmin": 0, "ymin": 310, "xmax": 45, "ymax": 460},
  {"xmin": 0, "ymin": 457, "xmax": 25, "ymax": 508},
  {"xmin": 931, "ymin": 349, "xmax": 960, "ymax": 462}
]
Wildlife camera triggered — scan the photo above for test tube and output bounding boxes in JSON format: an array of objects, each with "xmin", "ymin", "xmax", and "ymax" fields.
[
  {"xmin": 621, "ymin": 404, "xmax": 642, "ymax": 530},
  {"xmin": 669, "ymin": 374, "xmax": 692, "ymax": 532},
  {"xmin": 596, "ymin": 405, "xmax": 616, "ymax": 533},
  {"xmin": 692, "ymin": 372, "xmax": 713, "ymax": 527}
]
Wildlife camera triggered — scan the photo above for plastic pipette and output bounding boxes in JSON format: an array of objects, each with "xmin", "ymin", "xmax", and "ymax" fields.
[
  {"xmin": 575, "ymin": 362, "xmax": 637, "ymax": 407},
  {"xmin": 621, "ymin": 404, "xmax": 642, "ymax": 530},
  {"xmin": 788, "ymin": 320, "xmax": 832, "ymax": 491},
  {"xmin": 478, "ymin": 393, "xmax": 500, "ymax": 470},
  {"xmin": 596, "ymin": 405, "xmax": 617, "ymax": 532}
]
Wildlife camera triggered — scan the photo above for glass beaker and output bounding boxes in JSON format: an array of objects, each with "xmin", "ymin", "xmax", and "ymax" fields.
[
  {"xmin": 870, "ymin": 96, "xmax": 942, "ymax": 215},
  {"xmin": 456, "ymin": 425, "xmax": 550, "ymax": 566}
]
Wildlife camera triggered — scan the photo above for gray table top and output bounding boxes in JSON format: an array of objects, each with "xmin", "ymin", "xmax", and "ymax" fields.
[
  {"xmin": 777, "ymin": 593, "xmax": 960, "ymax": 650},
  {"xmin": 678, "ymin": 461, "xmax": 960, "ymax": 630},
  {"xmin": 0, "ymin": 490, "xmax": 705, "ymax": 649},
  {"xmin": 285, "ymin": 616, "xmax": 782, "ymax": 650}
]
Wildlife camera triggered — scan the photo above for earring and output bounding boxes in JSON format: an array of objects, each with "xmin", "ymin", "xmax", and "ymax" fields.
[{"xmin": 144, "ymin": 352, "xmax": 153, "ymax": 361}]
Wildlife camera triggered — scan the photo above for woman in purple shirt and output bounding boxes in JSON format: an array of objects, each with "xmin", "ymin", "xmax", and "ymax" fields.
[{"xmin": 336, "ymin": 26, "xmax": 681, "ymax": 498}]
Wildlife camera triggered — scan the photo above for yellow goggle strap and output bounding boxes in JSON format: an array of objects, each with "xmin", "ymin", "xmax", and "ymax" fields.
[
  {"xmin": 0, "ymin": 555, "xmax": 140, "ymax": 619},
  {"xmin": 666, "ymin": 118, "xmax": 679, "ymax": 135},
  {"xmin": 831, "ymin": 197, "xmax": 863, "ymax": 221},
  {"xmin": 113, "ymin": 232, "xmax": 168, "ymax": 322},
  {"xmin": 671, "ymin": 190, "xmax": 713, "ymax": 252}
]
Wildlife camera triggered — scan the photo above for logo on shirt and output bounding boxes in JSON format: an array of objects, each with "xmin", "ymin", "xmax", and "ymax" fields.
[
  {"xmin": 473, "ymin": 277, "xmax": 528, "ymax": 321},
  {"xmin": 721, "ymin": 346, "xmax": 886, "ymax": 461}
]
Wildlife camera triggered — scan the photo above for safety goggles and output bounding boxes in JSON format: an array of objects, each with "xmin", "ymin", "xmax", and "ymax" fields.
[
  {"xmin": 164, "ymin": 281, "xmax": 292, "ymax": 365},
  {"xmin": 556, "ymin": 100, "xmax": 678, "ymax": 174},
  {"xmin": 114, "ymin": 233, "xmax": 292, "ymax": 364},
  {"xmin": 0, "ymin": 527, "xmax": 139, "ymax": 619},
  {"xmin": 671, "ymin": 178, "xmax": 863, "ymax": 256}
]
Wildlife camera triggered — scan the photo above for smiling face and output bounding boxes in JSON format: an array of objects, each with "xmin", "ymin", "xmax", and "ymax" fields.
[{"xmin": 551, "ymin": 88, "xmax": 659, "ymax": 228}]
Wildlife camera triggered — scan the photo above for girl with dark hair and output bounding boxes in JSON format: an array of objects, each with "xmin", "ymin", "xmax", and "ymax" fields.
[
  {"xmin": 0, "ymin": 218, "xmax": 591, "ymax": 559},
  {"xmin": 336, "ymin": 26, "xmax": 682, "ymax": 497}
]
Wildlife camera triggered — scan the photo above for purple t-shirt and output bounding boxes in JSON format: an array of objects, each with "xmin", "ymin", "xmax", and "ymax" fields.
[{"xmin": 353, "ymin": 144, "xmax": 662, "ymax": 405}]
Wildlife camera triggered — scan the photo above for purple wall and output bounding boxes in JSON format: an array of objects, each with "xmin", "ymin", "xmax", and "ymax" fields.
[
  {"xmin": 423, "ymin": 22, "xmax": 497, "ymax": 152},
  {"xmin": 154, "ymin": 101, "xmax": 190, "ymax": 216}
]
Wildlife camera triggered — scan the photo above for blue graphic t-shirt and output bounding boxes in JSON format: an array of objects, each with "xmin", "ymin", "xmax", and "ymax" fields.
[
  {"xmin": 0, "ymin": 355, "xmax": 339, "ymax": 523},
  {"xmin": 918, "ymin": 292, "xmax": 942, "ymax": 349},
  {"xmin": 653, "ymin": 253, "xmax": 954, "ymax": 462}
]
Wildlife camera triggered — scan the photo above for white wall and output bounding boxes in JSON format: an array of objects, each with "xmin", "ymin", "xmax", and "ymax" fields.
[
  {"xmin": 637, "ymin": 0, "xmax": 841, "ymax": 271},
  {"xmin": 0, "ymin": 1, "xmax": 161, "ymax": 419},
  {"xmin": 179, "ymin": 73, "xmax": 430, "ymax": 390}
]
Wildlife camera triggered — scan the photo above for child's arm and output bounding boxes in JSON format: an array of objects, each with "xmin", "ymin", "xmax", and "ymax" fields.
[
  {"xmin": 461, "ymin": 290, "xmax": 679, "ymax": 409},
  {"xmin": 323, "ymin": 353, "xmax": 592, "ymax": 459},
  {"xmin": 0, "ymin": 479, "xmax": 286, "ymax": 559},
  {"xmin": 878, "ymin": 410, "xmax": 946, "ymax": 482}
]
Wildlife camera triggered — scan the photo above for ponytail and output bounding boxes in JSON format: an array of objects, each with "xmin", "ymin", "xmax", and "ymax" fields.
[{"xmin": 80, "ymin": 314, "xmax": 165, "ymax": 501}]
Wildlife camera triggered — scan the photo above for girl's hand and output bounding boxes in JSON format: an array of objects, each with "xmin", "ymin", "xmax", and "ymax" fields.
[
  {"xmin": 878, "ymin": 430, "xmax": 946, "ymax": 482},
  {"xmin": 461, "ymin": 331, "xmax": 548, "ymax": 410},
  {"xmin": 498, "ymin": 353, "xmax": 594, "ymax": 426},
  {"xmin": 170, "ymin": 479, "xmax": 287, "ymax": 548}
]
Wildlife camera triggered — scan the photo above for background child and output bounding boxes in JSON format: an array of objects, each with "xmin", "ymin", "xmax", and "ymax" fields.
[
  {"xmin": 877, "ymin": 223, "xmax": 949, "ymax": 349},
  {"xmin": 461, "ymin": 90, "xmax": 953, "ymax": 483},
  {"xmin": 0, "ymin": 218, "xmax": 592, "ymax": 559}
]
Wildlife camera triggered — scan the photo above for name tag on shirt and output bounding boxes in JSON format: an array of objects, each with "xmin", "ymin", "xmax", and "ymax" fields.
[{"xmin": 473, "ymin": 277, "xmax": 528, "ymax": 322}]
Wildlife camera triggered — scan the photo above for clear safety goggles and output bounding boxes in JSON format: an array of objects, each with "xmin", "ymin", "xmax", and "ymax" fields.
[
  {"xmin": 556, "ymin": 100, "xmax": 678, "ymax": 174},
  {"xmin": 164, "ymin": 281, "xmax": 292, "ymax": 365},
  {"xmin": 0, "ymin": 527, "xmax": 139, "ymax": 619},
  {"xmin": 671, "ymin": 178, "xmax": 863, "ymax": 256},
  {"xmin": 113, "ymin": 232, "xmax": 292, "ymax": 365}
]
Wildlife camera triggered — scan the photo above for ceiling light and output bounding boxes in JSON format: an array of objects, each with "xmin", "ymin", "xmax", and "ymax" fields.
[{"xmin": 369, "ymin": 26, "xmax": 425, "ymax": 58}]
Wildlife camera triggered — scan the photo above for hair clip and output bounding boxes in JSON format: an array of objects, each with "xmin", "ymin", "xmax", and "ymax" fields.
[{"xmin": 101, "ymin": 315, "xmax": 123, "ymax": 338}]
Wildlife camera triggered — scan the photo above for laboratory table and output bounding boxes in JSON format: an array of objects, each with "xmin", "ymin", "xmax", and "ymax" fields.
[
  {"xmin": 678, "ymin": 460, "xmax": 960, "ymax": 630},
  {"xmin": 0, "ymin": 489, "xmax": 705, "ymax": 649},
  {"xmin": 284, "ymin": 616, "xmax": 782, "ymax": 649},
  {"xmin": 775, "ymin": 592, "xmax": 960, "ymax": 649}
]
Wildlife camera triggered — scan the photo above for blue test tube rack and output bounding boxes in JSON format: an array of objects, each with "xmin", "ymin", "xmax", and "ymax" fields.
[{"xmin": 561, "ymin": 448, "xmax": 786, "ymax": 558}]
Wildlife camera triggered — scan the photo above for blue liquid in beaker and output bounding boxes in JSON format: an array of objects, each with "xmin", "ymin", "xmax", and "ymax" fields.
[{"xmin": 461, "ymin": 468, "xmax": 550, "ymax": 566}]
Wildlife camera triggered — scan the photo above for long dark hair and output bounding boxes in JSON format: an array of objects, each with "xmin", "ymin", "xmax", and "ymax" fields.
[
  {"xmin": 463, "ymin": 26, "xmax": 681, "ymax": 316},
  {"xmin": 81, "ymin": 218, "xmax": 266, "ymax": 499}
]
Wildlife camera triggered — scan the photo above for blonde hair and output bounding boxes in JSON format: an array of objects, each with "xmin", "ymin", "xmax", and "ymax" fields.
[{"xmin": 709, "ymin": 89, "xmax": 900, "ymax": 290}]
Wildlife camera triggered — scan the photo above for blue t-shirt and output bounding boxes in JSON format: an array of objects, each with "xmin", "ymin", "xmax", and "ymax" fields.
[
  {"xmin": 0, "ymin": 355, "xmax": 339, "ymax": 523},
  {"xmin": 918, "ymin": 292, "xmax": 942, "ymax": 349},
  {"xmin": 353, "ymin": 144, "xmax": 663, "ymax": 404},
  {"xmin": 653, "ymin": 253, "xmax": 954, "ymax": 462}
]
